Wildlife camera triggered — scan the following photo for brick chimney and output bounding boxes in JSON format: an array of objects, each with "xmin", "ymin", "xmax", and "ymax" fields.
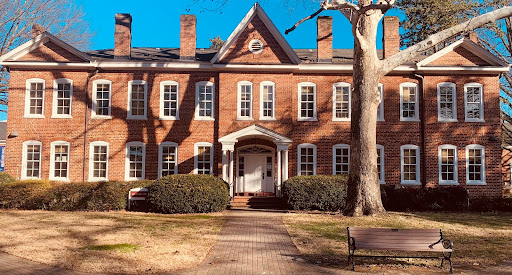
[
  {"xmin": 114, "ymin": 13, "xmax": 132, "ymax": 59},
  {"xmin": 180, "ymin": 15, "xmax": 197, "ymax": 61},
  {"xmin": 32, "ymin": 24, "xmax": 45, "ymax": 38},
  {"xmin": 317, "ymin": 16, "xmax": 333, "ymax": 62},
  {"xmin": 382, "ymin": 16, "xmax": 400, "ymax": 58}
]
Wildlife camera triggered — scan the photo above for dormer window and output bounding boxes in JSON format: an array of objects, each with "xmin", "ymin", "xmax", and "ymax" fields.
[{"xmin": 249, "ymin": 39, "xmax": 264, "ymax": 54}]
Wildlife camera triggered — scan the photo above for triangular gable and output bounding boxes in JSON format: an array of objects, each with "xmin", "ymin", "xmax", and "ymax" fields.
[
  {"xmin": 219, "ymin": 124, "xmax": 292, "ymax": 143},
  {"xmin": 210, "ymin": 3, "xmax": 300, "ymax": 65},
  {"xmin": 417, "ymin": 38, "xmax": 508, "ymax": 67},
  {"xmin": 0, "ymin": 32, "xmax": 91, "ymax": 63}
]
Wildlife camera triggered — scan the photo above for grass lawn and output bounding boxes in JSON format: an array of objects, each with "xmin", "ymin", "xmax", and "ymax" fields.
[
  {"xmin": 283, "ymin": 212, "xmax": 512, "ymax": 273},
  {"xmin": 0, "ymin": 210, "xmax": 225, "ymax": 274}
]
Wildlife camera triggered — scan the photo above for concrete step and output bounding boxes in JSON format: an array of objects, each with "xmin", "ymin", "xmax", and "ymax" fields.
[{"xmin": 229, "ymin": 197, "xmax": 285, "ymax": 209}]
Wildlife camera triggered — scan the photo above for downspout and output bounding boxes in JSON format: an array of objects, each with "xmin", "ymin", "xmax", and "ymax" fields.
[
  {"xmin": 83, "ymin": 68, "xmax": 98, "ymax": 182},
  {"xmin": 414, "ymin": 73, "xmax": 426, "ymax": 187}
]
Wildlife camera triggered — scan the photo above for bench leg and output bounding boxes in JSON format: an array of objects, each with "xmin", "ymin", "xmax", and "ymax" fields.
[{"xmin": 442, "ymin": 252, "xmax": 453, "ymax": 273}]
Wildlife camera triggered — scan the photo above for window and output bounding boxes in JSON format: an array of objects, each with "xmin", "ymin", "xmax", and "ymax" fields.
[
  {"xmin": 401, "ymin": 145, "xmax": 420, "ymax": 185},
  {"xmin": 437, "ymin": 82, "xmax": 457, "ymax": 122},
  {"xmin": 159, "ymin": 81, "xmax": 179, "ymax": 120},
  {"xmin": 89, "ymin": 141, "xmax": 109, "ymax": 181},
  {"xmin": 25, "ymin": 78, "xmax": 45, "ymax": 118},
  {"xmin": 194, "ymin": 142, "xmax": 213, "ymax": 175},
  {"xmin": 127, "ymin": 80, "xmax": 147, "ymax": 119},
  {"xmin": 377, "ymin": 83, "xmax": 384, "ymax": 121},
  {"xmin": 377, "ymin": 144, "xmax": 385, "ymax": 184},
  {"xmin": 159, "ymin": 142, "xmax": 178, "ymax": 177},
  {"xmin": 260, "ymin": 81, "xmax": 275, "ymax": 120},
  {"xmin": 92, "ymin": 80, "xmax": 112, "ymax": 118},
  {"xmin": 298, "ymin": 82, "xmax": 317, "ymax": 121},
  {"xmin": 52, "ymin": 78, "xmax": 72, "ymax": 118},
  {"xmin": 237, "ymin": 81, "xmax": 253, "ymax": 120},
  {"xmin": 332, "ymin": 144, "xmax": 350, "ymax": 175},
  {"xmin": 464, "ymin": 83, "xmax": 484, "ymax": 122},
  {"xmin": 195, "ymin": 81, "xmax": 215, "ymax": 120},
  {"xmin": 298, "ymin": 143, "xmax": 316, "ymax": 175},
  {"xmin": 22, "ymin": 140, "xmax": 42, "ymax": 179},
  {"xmin": 332, "ymin": 82, "xmax": 351, "ymax": 121},
  {"xmin": 439, "ymin": 145, "xmax": 458, "ymax": 185},
  {"xmin": 50, "ymin": 141, "xmax": 70, "ymax": 181},
  {"xmin": 125, "ymin": 142, "xmax": 145, "ymax": 181},
  {"xmin": 400, "ymin": 82, "xmax": 419, "ymax": 121},
  {"xmin": 466, "ymin": 145, "xmax": 486, "ymax": 185}
]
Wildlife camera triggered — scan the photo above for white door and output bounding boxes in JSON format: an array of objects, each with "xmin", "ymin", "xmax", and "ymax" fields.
[{"xmin": 245, "ymin": 155, "xmax": 265, "ymax": 192}]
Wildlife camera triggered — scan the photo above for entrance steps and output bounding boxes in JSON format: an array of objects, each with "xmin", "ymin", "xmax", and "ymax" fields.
[{"xmin": 229, "ymin": 196, "xmax": 285, "ymax": 209}]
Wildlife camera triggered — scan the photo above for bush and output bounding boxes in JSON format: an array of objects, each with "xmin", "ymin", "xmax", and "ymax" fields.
[
  {"xmin": 0, "ymin": 180, "xmax": 53, "ymax": 209},
  {"xmin": 147, "ymin": 175, "xmax": 229, "ymax": 214},
  {"xmin": 0, "ymin": 172, "xmax": 15, "ymax": 185},
  {"xmin": 282, "ymin": 175, "xmax": 348, "ymax": 211},
  {"xmin": 88, "ymin": 180, "xmax": 153, "ymax": 211},
  {"xmin": 380, "ymin": 185, "xmax": 469, "ymax": 212},
  {"xmin": 469, "ymin": 196, "xmax": 512, "ymax": 212}
]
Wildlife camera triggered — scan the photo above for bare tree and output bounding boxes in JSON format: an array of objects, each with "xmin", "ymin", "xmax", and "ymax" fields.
[{"xmin": 0, "ymin": 0, "xmax": 92, "ymax": 112}]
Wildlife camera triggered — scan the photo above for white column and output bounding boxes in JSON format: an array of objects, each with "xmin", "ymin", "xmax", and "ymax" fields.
[
  {"xmin": 277, "ymin": 150, "xmax": 282, "ymax": 196},
  {"xmin": 222, "ymin": 150, "xmax": 228, "ymax": 183},
  {"xmin": 229, "ymin": 150, "xmax": 234, "ymax": 197},
  {"xmin": 283, "ymin": 149, "xmax": 289, "ymax": 182}
]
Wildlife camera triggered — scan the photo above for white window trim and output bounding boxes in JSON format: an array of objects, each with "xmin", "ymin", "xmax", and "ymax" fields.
[
  {"xmin": 437, "ymin": 82, "xmax": 457, "ymax": 122},
  {"xmin": 49, "ymin": 141, "xmax": 70, "ymax": 182},
  {"xmin": 51, "ymin": 78, "xmax": 73, "ymax": 118},
  {"xmin": 260, "ymin": 81, "xmax": 276, "ymax": 121},
  {"xmin": 400, "ymin": 144, "xmax": 421, "ymax": 185},
  {"xmin": 127, "ymin": 80, "xmax": 148, "ymax": 120},
  {"xmin": 466, "ymin": 144, "xmax": 486, "ymax": 185},
  {"xmin": 332, "ymin": 144, "xmax": 350, "ymax": 175},
  {"xmin": 125, "ymin": 141, "xmax": 146, "ymax": 181},
  {"xmin": 24, "ymin": 78, "xmax": 45, "ymax": 118},
  {"xmin": 194, "ymin": 142, "xmax": 214, "ymax": 175},
  {"xmin": 237, "ymin": 81, "xmax": 253, "ymax": 120},
  {"xmin": 88, "ymin": 141, "xmax": 109, "ymax": 182},
  {"xmin": 377, "ymin": 144, "xmax": 385, "ymax": 184},
  {"xmin": 400, "ymin": 82, "xmax": 419, "ymax": 122},
  {"xmin": 297, "ymin": 82, "xmax": 317, "ymax": 121},
  {"xmin": 297, "ymin": 143, "xmax": 317, "ymax": 175},
  {"xmin": 377, "ymin": 83, "xmax": 384, "ymax": 121},
  {"xmin": 464, "ymin": 83, "xmax": 485, "ymax": 122},
  {"xmin": 91, "ymin": 79, "xmax": 112, "ymax": 119},
  {"xmin": 158, "ymin": 141, "xmax": 178, "ymax": 178},
  {"xmin": 332, "ymin": 82, "xmax": 351, "ymax": 122},
  {"xmin": 159, "ymin": 80, "xmax": 180, "ymax": 120},
  {"xmin": 438, "ymin": 144, "xmax": 458, "ymax": 185},
  {"xmin": 195, "ymin": 81, "xmax": 215, "ymax": 121},
  {"xmin": 21, "ymin": 140, "xmax": 42, "ymax": 180}
]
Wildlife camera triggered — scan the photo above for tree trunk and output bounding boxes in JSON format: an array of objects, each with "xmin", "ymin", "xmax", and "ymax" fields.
[{"xmin": 343, "ymin": 9, "xmax": 386, "ymax": 217}]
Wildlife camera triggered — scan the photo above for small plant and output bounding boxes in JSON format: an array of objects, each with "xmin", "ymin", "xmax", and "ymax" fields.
[{"xmin": 83, "ymin": 243, "xmax": 141, "ymax": 253}]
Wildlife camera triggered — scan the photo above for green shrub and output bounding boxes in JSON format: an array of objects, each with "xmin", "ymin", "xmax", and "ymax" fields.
[
  {"xmin": 282, "ymin": 175, "xmax": 348, "ymax": 211},
  {"xmin": 88, "ymin": 180, "xmax": 153, "ymax": 211},
  {"xmin": 0, "ymin": 180, "xmax": 53, "ymax": 209},
  {"xmin": 0, "ymin": 172, "xmax": 15, "ymax": 185},
  {"xmin": 469, "ymin": 196, "xmax": 512, "ymax": 212},
  {"xmin": 380, "ymin": 185, "xmax": 469, "ymax": 212},
  {"xmin": 147, "ymin": 175, "xmax": 229, "ymax": 214},
  {"xmin": 40, "ymin": 182, "xmax": 96, "ymax": 211}
]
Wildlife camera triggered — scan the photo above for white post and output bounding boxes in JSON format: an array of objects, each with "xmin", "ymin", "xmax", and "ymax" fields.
[
  {"xmin": 229, "ymin": 150, "xmax": 234, "ymax": 197},
  {"xmin": 222, "ymin": 150, "xmax": 228, "ymax": 183},
  {"xmin": 277, "ymin": 150, "xmax": 282, "ymax": 196},
  {"xmin": 283, "ymin": 149, "xmax": 289, "ymax": 182}
]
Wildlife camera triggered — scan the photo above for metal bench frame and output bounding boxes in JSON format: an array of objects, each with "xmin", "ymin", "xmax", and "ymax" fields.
[{"xmin": 347, "ymin": 227, "xmax": 454, "ymax": 273}]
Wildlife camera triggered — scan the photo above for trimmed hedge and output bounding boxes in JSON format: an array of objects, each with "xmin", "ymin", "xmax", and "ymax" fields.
[
  {"xmin": 146, "ymin": 174, "xmax": 229, "ymax": 214},
  {"xmin": 380, "ymin": 185, "xmax": 469, "ymax": 212},
  {"xmin": 0, "ymin": 172, "xmax": 15, "ymax": 186},
  {"xmin": 282, "ymin": 175, "xmax": 348, "ymax": 211},
  {"xmin": 469, "ymin": 196, "xmax": 512, "ymax": 212},
  {"xmin": 0, "ymin": 180, "xmax": 53, "ymax": 209}
]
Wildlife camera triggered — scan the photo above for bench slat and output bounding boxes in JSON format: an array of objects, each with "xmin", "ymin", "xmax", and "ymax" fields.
[
  {"xmin": 354, "ymin": 245, "xmax": 453, "ymax": 252},
  {"xmin": 348, "ymin": 227, "xmax": 441, "ymax": 234},
  {"xmin": 350, "ymin": 236, "xmax": 442, "ymax": 242}
]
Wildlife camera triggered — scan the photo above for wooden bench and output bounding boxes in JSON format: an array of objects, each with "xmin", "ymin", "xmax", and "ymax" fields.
[{"xmin": 347, "ymin": 227, "xmax": 454, "ymax": 273}]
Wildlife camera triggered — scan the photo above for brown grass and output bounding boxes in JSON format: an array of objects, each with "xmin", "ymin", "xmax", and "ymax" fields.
[
  {"xmin": 0, "ymin": 210, "xmax": 225, "ymax": 274},
  {"xmin": 283, "ymin": 212, "xmax": 512, "ymax": 273}
]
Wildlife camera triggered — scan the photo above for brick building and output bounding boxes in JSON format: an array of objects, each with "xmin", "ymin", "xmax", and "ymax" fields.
[{"xmin": 0, "ymin": 3, "xmax": 509, "ymax": 198}]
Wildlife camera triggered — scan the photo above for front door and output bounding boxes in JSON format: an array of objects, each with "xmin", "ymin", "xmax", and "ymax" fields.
[
  {"xmin": 237, "ymin": 153, "xmax": 274, "ymax": 194},
  {"xmin": 245, "ymin": 155, "xmax": 265, "ymax": 192}
]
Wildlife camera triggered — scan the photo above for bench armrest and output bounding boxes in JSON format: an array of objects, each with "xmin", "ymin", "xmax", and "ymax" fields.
[{"xmin": 442, "ymin": 239, "xmax": 453, "ymax": 249}]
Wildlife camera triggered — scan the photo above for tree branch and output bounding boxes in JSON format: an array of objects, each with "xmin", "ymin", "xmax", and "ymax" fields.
[{"xmin": 285, "ymin": 7, "xmax": 325, "ymax": 34}]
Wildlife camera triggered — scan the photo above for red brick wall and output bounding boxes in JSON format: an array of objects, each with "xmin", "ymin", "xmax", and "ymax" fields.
[
  {"xmin": 429, "ymin": 47, "xmax": 489, "ymax": 66},
  {"xmin": 17, "ymin": 42, "xmax": 84, "ymax": 62}
]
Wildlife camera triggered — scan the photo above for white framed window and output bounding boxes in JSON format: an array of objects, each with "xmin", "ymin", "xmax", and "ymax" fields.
[
  {"xmin": 125, "ymin": 141, "xmax": 145, "ymax": 181},
  {"xmin": 25, "ymin": 78, "xmax": 45, "ymax": 118},
  {"xmin": 260, "ymin": 81, "xmax": 276, "ymax": 120},
  {"xmin": 21, "ymin": 140, "xmax": 42, "ymax": 179},
  {"xmin": 298, "ymin": 143, "xmax": 316, "ymax": 175},
  {"xmin": 52, "ymin": 78, "xmax": 72, "ymax": 118},
  {"xmin": 92, "ymin": 79, "xmax": 112, "ymax": 119},
  {"xmin": 127, "ymin": 80, "xmax": 147, "ymax": 119},
  {"xmin": 159, "ymin": 81, "xmax": 179, "ymax": 120},
  {"xmin": 159, "ymin": 142, "xmax": 178, "ymax": 178},
  {"xmin": 332, "ymin": 144, "xmax": 350, "ymax": 175},
  {"xmin": 298, "ymin": 82, "xmax": 317, "ymax": 121},
  {"xmin": 332, "ymin": 82, "xmax": 351, "ymax": 121},
  {"xmin": 401, "ymin": 144, "xmax": 420, "ymax": 185},
  {"xmin": 194, "ymin": 142, "xmax": 213, "ymax": 175},
  {"xmin": 439, "ymin": 145, "xmax": 458, "ymax": 185},
  {"xmin": 437, "ymin": 82, "xmax": 457, "ymax": 122},
  {"xmin": 377, "ymin": 83, "xmax": 384, "ymax": 121},
  {"xmin": 195, "ymin": 81, "xmax": 215, "ymax": 121},
  {"xmin": 466, "ymin": 144, "xmax": 486, "ymax": 185},
  {"xmin": 464, "ymin": 83, "xmax": 484, "ymax": 122},
  {"xmin": 89, "ymin": 141, "xmax": 109, "ymax": 181},
  {"xmin": 237, "ymin": 81, "xmax": 253, "ymax": 120},
  {"xmin": 377, "ymin": 144, "xmax": 385, "ymax": 184},
  {"xmin": 50, "ymin": 141, "xmax": 70, "ymax": 181},
  {"xmin": 400, "ymin": 82, "xmax": 419, "ymax": 121}
]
